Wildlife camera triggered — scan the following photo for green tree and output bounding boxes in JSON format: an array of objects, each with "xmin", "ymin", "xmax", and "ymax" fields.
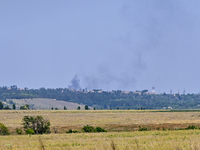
[
  {"xmin": 85, "ymin": 105, "xmax": 89, "ymax": 110},
  {"xmin": 141, "ymin": 89, "xmax": 148, "ymax": 95},
  {"xmin": 0, "ymin": 101, "xmax": 3, "ymax": 110},
  {"xmin": 22, "ymin": 116, "xmax": 51, "ymax": 134},
  {"xmin": 12, "ymin": 104, "xmax": 16, "ymax": 110},
  {"xmin": 64, "ymin": 106, "xmax": 67, "ymax": 110},
  {"xmin": 0, "ymin": 123, "xmax": 10, "ymax": 135},
  {"xmin": 82, "ymin": 125, "xmax": 95, "ymax": 132},
  {"xmin": 20, "ymin": 104, "xmax": 29, "ymax": 110},
  {"xmin": 3, "ymin": 106, "xmax": 11, "ymax": 110},
  {"xmin": 77, "ymin": 106, "xmax": 81, "ymax": 110}
]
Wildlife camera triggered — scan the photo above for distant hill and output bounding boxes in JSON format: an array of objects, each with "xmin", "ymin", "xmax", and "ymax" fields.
[{"xmin": 4, "ymin": 98, "xmax": 88, "ymax": 110}]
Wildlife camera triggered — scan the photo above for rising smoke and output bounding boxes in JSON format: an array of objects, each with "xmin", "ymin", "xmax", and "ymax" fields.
[
  {"xmin": 68, "ymin": 74, "xmax": 81, "ymax": 90},
  {"xmin": 70, "ymin": 1, "xmax": 196, "ymax": 92}
]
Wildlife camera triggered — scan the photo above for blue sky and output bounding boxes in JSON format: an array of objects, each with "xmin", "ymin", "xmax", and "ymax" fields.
[{"xmin": 1, "ymin": 0, "xmax": 200, "ymax": 94}]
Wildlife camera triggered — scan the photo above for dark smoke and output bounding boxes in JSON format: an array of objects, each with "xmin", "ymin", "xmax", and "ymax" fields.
[
  {"xmin": 68, "ymin": 74, "xmax": 81, "ymax": 90},
  {"xmin": 82, "ymin": 61, "xmax": 140, "ymax": 91}
]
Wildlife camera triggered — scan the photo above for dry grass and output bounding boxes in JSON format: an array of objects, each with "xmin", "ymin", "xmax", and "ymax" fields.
[
  {"xmin": 1, "ymin": 110, "xmax": 200, "ymax": 149},
  {"xmin": 0, "ymin": 130, "xmax": 200, "ymax": 149},
  {"xmin": 1, "ymin": 110, "xmax": 200, "ymax": 134}
]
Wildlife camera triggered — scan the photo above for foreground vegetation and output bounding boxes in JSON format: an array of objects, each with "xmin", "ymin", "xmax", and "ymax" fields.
[
  {"xmin": 1, "ymin": 130, "xmax": 200, "ymax": 149},
  {"xmin": 1, "ymin": 110, "xmax": 200, "ymax": 134},
  {"xmin": 1, "ymin": 85, "xmax": 200, "ymax": 109},
  {"xmin": 0, "ymin": 110, "xmax": 200, "ymax": 149}
]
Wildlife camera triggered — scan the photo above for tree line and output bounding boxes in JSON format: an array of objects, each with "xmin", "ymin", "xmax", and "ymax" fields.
[{"xmin": 0, "ymin": 86, "xmax": 200, "ymax": 109}]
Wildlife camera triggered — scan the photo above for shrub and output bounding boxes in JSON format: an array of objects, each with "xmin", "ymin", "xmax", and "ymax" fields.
[
  {"xmin": 66, "ymin": 129, "xmax": 73, "ymax": 133},
  {"xmin": 0, "ymin": 123, "xmax": 10, "ymax": 135},
  {"xmin": 22, "ymin": 115, "xmax": 51, "ymax": 134},
  {"xmin": 94, "ymin": 127, "xmax": 107, "ymax": 132},
  {"xmin": 66, "ymin": 129, "xmax": 79, "ymax": 133},
  {"xmin": 185, "ymin": 125, "xmax": 198, "ymax": 130},
  {"xmin": 16, "ymin": 128, "xmax": 23, "ymax": 134},
  {"xmin": 82, "ymin": 125, "xmax": 107, "ymax": 133},
  {"xmin": 138, "ymin": 126, "xmax": 147, "ymax": 131},
  {"xmin": 72, "ymin": 130, "xmax": 79, "ymax": 133},
  {"xmin": 82, "ymin": 125, "xmax": 95, "ymax": 132},
  {"xmin": 26, "ymin": 128, "xmax": 35, "ymax": 135}
]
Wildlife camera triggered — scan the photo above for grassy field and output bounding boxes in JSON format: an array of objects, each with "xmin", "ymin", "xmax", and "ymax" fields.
[
  {"xmin": 1, "ymin": 110, "xmax": 200, "ymax": 149},
  {"xmin": 1, "ymin": 130, "xmax": 200, "ymax": 149}
]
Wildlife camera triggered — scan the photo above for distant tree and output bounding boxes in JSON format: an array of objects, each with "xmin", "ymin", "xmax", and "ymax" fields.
[
  {"xmin": 12, "ymin": 104, "xmax": 16, "ymax": 110},
  {"xmin": 3, "ymin": 106, "xmax": 11, "ymax": 110},
  {"xmin": 93, "ymin": 107, "xmax": 96, "ymax": 110},
  {"xmin": 141, "ymin": 89, "xmax": 148, "ymax": 95},
  {"xmin": 20, "ymin": 104, "xmax": 29, "ymax": 110},
  {"xmin": 55, "ymin": 108, "xmax": 59, "ymax": 110},
  {"xmin": 11, "ymin": 85, "xmax": 18, "ymax": 90},
  {"xmin": 51, "ymin": 107, "xmax": 53, "ymax": 110},
  {"xmin": 85, "ymin": 105, "xmax": 89, "ymax": 110},
  {"xmin": 22, "ymin": 116, "xmax": 51, "ymax": 134},
  {"xmin": 77, "ymin": 106, "xmax": 81, "ymax": 110},
  {"xmin": 0, "ymin": 101, "xmax": 3, "ymax": 110},
  {"xmin": 64, "ymin": 106, "xmax": 67, "ymax": 110}
]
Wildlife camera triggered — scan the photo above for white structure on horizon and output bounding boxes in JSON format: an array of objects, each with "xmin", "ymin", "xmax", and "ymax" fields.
[{"xmin": 152, "ymin": 87, "xmax": 155, "ymax": 93}]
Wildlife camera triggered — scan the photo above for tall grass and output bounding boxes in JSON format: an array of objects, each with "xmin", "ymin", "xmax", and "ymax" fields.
[
  {"xmin": 2, "ymin": 110, "xmax": 200, "ymax": 134},
  {"xmin": 0, "ymin": 130, "xmax": 200, "ymax": 149},
  {"xmin": 38, "ymin": 137, "xmax": 45, "ymax": 150}
]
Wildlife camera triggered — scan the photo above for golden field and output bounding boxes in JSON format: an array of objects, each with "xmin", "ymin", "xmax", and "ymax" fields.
[
  {"xmin": 1, "ymin": 130, "xmax": 200, "ymax": 150},
  {"xmin": 1, "ymin": 110, "xmax": 200, "ymax": 149}
]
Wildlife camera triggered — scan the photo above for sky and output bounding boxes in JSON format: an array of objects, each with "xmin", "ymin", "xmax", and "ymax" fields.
[{"xmin": 1, "ymin": 0, "xmax": 200, "ymax": 94}]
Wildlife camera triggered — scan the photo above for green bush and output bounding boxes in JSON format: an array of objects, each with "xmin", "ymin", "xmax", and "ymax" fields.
[
  {"xmin": 72, "ymin": 130, "xmax": 79, "ymax": 133},
  {"xmin": 185, "ymin": 125, "xmax": 198, "ymax": 130},
  {"xmin": 94, "ymin": 127, "xmax": 107, "ymax": 132},
  {"xmin": 16, "ymin": 128, "xmax": 23, "ymax": 134},
  {"xmin": 66, "ymin": 129, "xmax": 79, "ymax": 133},
  {"xmin": 82, "ymin": 125, "xmax": 107, "ymax": 133},
  {"xmin": 138, "ymin": 126, "xmax": 147, "ymax": 131},
  {"xmin": 82, "ymin": 125, "xmax": 95, "ymax": 132},
  {"xmin": 22, "ymin": 116, "xmax": 51, "ymax": 134},
  {"xmin": 0, "ymin": 123, "xmax": 10, "ymax": 135},
  {"xmin": 66, "ymin": 129, "xmax": 73, "ymax": 133},
  {"xmin": 26, "ymin": 128, "xmax": 35, "ymax": 135}
]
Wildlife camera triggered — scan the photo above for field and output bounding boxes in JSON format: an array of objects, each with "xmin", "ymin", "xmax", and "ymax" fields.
[{"xmin": 1, "ymin": 110, "xmax": 200, "ymax": 149}]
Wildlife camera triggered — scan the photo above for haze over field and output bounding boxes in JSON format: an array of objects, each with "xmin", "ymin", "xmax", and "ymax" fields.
[{"xmin": 1, "ymin": 1, "xmax": 200, "ymax": 93}]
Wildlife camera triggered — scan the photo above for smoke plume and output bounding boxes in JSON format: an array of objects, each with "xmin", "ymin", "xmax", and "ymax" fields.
[{"xmin": 68, "ymin": 74, "xmax": 81, "ymax": 90}]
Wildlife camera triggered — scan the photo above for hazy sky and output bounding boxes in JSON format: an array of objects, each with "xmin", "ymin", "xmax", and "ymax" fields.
[{"xmin": 1, "ymin": 0, "xmax": 200, "ymax": 93}]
